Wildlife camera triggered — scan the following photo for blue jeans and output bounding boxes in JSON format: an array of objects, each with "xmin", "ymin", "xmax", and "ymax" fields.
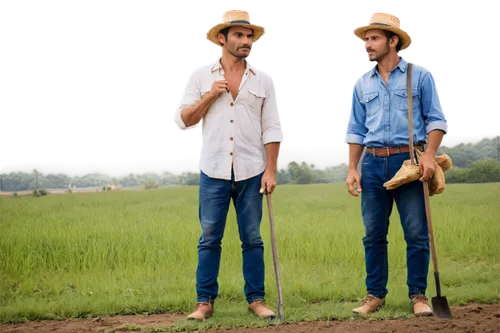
[
  {"xmin": 360, "ymin": 152, "xmax": 429, "ymax": 299},
  {"xmin": 196, "ymin": 170, "xmax": 265, "ymax": 304}
]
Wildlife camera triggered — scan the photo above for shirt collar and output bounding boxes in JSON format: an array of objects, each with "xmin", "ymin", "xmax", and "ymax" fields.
[
  {"xmin": 211, "ymin": 59, "xmax": 256, "ymax": 75},
  {"xmin": 370, "ymin": 57, "xmax": 408, "ymax": 77}
]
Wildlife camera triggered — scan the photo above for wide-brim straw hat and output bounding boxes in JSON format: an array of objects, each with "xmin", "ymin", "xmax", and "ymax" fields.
[
  {"xmin": 354, "ymin": 13, "xmax": 411, "ymax": 50},
  {"xmin": 207, "ymin": 10, "xmax": 265, "ymax": 46},
  {"xmin": 383, "ymin": 152, "xmax": 453, "ymax": 196}
]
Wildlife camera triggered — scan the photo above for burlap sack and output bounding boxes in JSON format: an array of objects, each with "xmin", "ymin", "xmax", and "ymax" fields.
[{"xmin": 383, "ymin": 152, "xmax": 452, "ymax": 196}]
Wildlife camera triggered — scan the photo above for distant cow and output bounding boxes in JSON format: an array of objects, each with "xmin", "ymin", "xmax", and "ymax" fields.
[{"xmin": 106, "ymin": 184, "xmax": 122, "ymax": 191}]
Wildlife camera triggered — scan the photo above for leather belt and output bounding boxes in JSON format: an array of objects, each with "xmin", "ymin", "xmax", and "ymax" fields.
[{"xmin": 367, "ymin": 145, "xmax": 422, "ymax": 157}]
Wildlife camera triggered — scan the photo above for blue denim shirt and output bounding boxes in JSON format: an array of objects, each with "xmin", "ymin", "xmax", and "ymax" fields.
[{"xmin": 345, "ymin": 58, "xmax": 447, "ymax": 147}]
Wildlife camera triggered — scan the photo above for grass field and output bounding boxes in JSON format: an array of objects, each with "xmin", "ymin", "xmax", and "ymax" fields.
[{"xmin": 1, "ymin": 183, "xmax": 499, "ymax": 330}]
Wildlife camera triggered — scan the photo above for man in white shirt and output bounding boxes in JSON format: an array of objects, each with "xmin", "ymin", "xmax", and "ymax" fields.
[{"xmin": 174, "ymin": 10, "xmax": 283, "ymax": 320}]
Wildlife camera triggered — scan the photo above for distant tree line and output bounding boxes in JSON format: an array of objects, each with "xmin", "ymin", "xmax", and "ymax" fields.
[
  {"xmin": 1, "ymin": 137, "xmax": 498, "ymax": 192},
  {"xmin": 0, "ymin": 171, "xmax": 201, "ymax": 192},
  {"xmin": 438, "ymin": 137, "xmax": 499, "ymax": 168}
]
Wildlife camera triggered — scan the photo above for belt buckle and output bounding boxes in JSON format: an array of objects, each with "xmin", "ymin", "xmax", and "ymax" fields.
[{"xmin": 386, "ymin": 147, "xmax": 390, "ymax": 156}]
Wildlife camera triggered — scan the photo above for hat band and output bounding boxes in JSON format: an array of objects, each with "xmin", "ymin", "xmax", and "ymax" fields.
[
  {"xmin": 369, "ymin": 22, "xmax": 391, "ymax": 27},
  {"xmin": 228, "ymin": 20, "xmax": 251, "ymax": 24}
]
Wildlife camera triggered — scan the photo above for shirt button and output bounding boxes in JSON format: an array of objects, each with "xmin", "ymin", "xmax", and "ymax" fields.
[
  {"xmin": 230, "ymin": 120, "xmax": 234, "ymax": 123},
  {"xmin": 229, "ymin": 137, "xmax": 233, "ymax": 141},
  {"xmin": 230, "ymin": 152, "xmax": 233, "ymax": 156},
  {"xmin": 230, "ymin": 102, "xmax": 234, "ymax": 106}
]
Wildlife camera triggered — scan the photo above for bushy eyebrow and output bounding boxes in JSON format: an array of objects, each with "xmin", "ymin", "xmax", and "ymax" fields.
[{"xmin": 233, "ymin": 30, "xmax": 255, "ymax": 38}]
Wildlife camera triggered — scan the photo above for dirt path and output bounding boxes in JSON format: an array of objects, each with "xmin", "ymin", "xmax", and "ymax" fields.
[{"xmin": 1, "ymin": 303, "xmax": 499, "ymax": 333}]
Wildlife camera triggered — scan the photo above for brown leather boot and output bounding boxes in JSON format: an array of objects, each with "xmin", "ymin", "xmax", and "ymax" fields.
[
  {"xmin": 352, "ymin": 294, "xmax": 385, "ymax": 314},
  {"xmin": 186, "ymin": 302, "xmax": 213, "ymax": 320},
  {"xmin": 248, "ymin": 299, "xmax": 276, "ymax": 319},
  {"xmin": 411, "ymin": 294, "xmax": 433, "ymax": 316}
]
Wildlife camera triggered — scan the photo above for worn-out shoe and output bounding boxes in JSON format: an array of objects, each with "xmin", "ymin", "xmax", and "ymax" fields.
[
  {"xmin": 352, "ymin": 294, "xmax": 385, "ymax": 314},
  {"xmin": 186, "ymin": 302, "xmax": 213, "ymax": 320},
  {"xmin": 248, "ymin": 299, "xmax": 276, "ymax": 319}
]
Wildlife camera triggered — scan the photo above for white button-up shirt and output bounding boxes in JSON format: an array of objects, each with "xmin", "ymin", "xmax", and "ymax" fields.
[{"xmin": 175, "ymin": 60, "xmax": 283, "ymax": 181}]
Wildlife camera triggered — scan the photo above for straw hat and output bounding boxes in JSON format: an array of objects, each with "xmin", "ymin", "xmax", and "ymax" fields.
[
  {"xmin": 383, "ymin": 152, "xmax": 453, "ymax": 196},
  {"xmin": 207, "ymin": 10, "xmax": 265, "ymax": 46},
  {"xmin": 354, "ymin": 13, "xmax": 411, "ymax": 50}
]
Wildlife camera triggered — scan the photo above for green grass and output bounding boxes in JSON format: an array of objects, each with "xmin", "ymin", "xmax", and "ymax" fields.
[{"xmin": 1, "ymin": 183, "xmax": 499, "ymax": 330}]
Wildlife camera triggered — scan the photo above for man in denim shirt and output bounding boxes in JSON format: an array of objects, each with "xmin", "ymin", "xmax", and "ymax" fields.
[{"xmin": 345, "ymin": 13, "xmax": 447, "ymax": 316}]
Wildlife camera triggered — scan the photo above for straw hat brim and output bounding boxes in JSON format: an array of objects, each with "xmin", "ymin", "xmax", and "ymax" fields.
[
  {"xmin": 354, "ymin": 25, "xmax": 411, "ymax": 50},
  {"xmin": 207, "ymin": 23, "xmax": 265, "ymax": 46}
]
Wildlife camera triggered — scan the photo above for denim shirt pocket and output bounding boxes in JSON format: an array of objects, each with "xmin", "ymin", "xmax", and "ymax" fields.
[
  {"xmin": 360, "ymin": 92, "xmax": 380, "ymax": 117},
  {"xmin": 393, "ymin": 89, "xmax": 420, "ymax": 112}
]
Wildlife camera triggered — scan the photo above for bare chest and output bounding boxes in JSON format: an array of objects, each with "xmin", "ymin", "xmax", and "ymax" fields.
[{"xmin": 224, "ymin": 70, "xmax": 245, "ymax": 100}]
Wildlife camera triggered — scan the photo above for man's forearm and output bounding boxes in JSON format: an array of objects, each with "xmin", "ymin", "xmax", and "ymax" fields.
[
  {"xmin": 181, "ymin": 93, "xmax": 218, "ymax": 127},
  {"xmin": 425, "ymin": 130, "xmax": 445, "ymax": 156},
  {"xmin": 348, "ymin": 143, "xmax": 364, "ymax": 170},
  {"xmin": 264, "ymin": 142, "xmax": 280, "ymax": 172}
]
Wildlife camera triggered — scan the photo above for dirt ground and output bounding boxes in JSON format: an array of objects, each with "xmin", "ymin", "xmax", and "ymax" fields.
[{"xmin": 1, "ymin": 303, "xmax": 499, "ymax": 333}]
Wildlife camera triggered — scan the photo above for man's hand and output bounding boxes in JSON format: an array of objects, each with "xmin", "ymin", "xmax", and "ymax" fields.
[
  {"xmin": 260, "ymin": 169, "xmax": 277, "ymax": 194},
  {"xmin": 346, "ymin": 168, "xmax": 362, "ymax": 197},
  {"xmin": 180, "ymin": 80, "xmax": 228, "ymax": 127},
  {"xmin": 208, "ymin": 80, "xmax": 229, "ymax": 98},
  {"xmin": 418, "ymin": 151, "xmax": 436, "ymax": 181}
]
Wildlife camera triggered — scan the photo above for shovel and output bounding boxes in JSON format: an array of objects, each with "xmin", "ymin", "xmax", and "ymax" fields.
[
  {"xmin": 265, "ymin": 193, "xmax": 284, "ymax": 321},
  {"xmin": 407, "ymin": 63, "xmax": 451, "ymax": 318},
  {"xmin": 422, "ymin": 180, "xmax": 452, "ymax": 318},
  {"xmin": 424, "ymin": 175, "xmax": 452, "ymax": 318}
]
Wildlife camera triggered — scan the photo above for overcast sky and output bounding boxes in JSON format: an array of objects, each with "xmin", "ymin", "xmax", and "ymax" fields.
[{"xmin": 0, "ymin": 147, "xmax": 347, "ymax": 177}]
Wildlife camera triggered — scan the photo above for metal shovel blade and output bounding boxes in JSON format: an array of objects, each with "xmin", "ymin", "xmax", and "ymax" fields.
[
  {"xmin": 431, "ymin": 272, "xmax": 452, "ymax": 318},
  {"xmin": 432, "ymin": 296, "xmax": 452, "ymax": 319}
]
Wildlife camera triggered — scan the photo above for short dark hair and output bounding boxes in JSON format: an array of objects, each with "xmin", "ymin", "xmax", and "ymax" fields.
[
  {"xmin": 218, "ymin": 27, "xmax": 230, "ymax": 45},
  {"xmin": 219, "ymin": 27, "xmax": 230, "ymax": 39},
  {"xmin": 383, "ymin": 30, "xmax": 402, "ymax": 52}
]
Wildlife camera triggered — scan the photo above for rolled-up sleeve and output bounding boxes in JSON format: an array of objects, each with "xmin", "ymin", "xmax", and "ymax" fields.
[
  {"xmin": 345, "ymin": 86, "xmax": 367, "ymax": 144},
  {"xmin": 261, "ymin": 76, "xmax": 283, "ymax": 144},
  {"xmin": 421, "ymin": 72, "xmax": 448, "ymax": 134},
  {"xmin": 174, "ymin": 71, "xmax": 201, "ymax": 130}
]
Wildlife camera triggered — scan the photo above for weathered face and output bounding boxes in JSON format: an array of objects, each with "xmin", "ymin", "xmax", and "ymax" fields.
[
  {"xmin": 219, "ymin": 26, "xmax": 254, "ymax": 58},
  {"xmin": 363, "ymin": 29, "xmax": 396, "ymax": 62}
]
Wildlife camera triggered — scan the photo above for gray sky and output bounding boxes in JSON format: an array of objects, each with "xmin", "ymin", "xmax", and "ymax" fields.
[{"xmin": 0, "ymin": 147, "xmax": 347, "ymax": 177}]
